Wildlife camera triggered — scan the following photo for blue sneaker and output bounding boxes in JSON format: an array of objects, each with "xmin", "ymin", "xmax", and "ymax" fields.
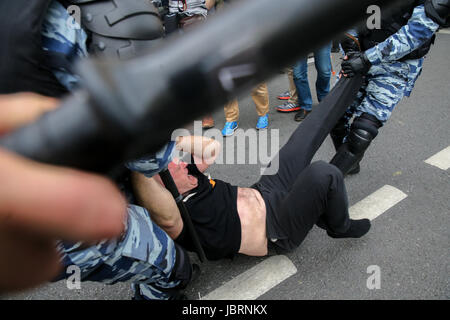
[
  {"xmin": 256, "ymin": 114, "xmax": 269, "ymax": 130},
  {"xmin": 222, "ymin": 121, "xmax": 238, "ymax": 136}
]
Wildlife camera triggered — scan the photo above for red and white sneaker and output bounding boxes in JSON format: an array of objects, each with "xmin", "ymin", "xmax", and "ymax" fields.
[
  {"xmin": 276, "ymin": 102, "xmax": 301, "ymax": 113},
  {"xmin": 277, "ymin": 90, "xmax": 291, "ymax": 101}
]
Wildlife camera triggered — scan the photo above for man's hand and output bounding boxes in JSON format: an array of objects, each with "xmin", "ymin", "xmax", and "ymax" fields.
[
  {"xmin": 175, "ymin": 135, "xmax": 221, "ymax": 173},
  {"xmin": 0, "ymin": 93, "xmax": 127, "ymax": 294},
  {"xmin": 341, "ymin": 52, "xmax": 372, "ymax": 78}
]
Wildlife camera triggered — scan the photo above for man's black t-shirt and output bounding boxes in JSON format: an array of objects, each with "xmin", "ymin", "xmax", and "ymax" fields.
[{"xmin": 176, "ymin": 163, "xmax": 241, "ymax": 261}]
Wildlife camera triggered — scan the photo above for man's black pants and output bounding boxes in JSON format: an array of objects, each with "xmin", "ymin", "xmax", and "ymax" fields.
[{"xmin": 253, "ymin": 76, "xmax": 363, "ymax": 252}]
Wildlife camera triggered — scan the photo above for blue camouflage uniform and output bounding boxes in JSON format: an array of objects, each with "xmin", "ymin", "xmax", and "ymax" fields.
[
  {"xmin": 58, "ymin": 204, "xmax": 181, "ymax": 300},
  {"xmin": 42, "ymin": 1, "xmax": 186, "ymax": 300},
  {"xmin": 41, "ymin": 0, "xmax": 88, "ymax": 90},
  {"xmin": 56, "ymin": 142, "xmax": 180, "ymax": 300},
  {"xmin": 342, "ymin": 5, "xmax": 440, "ymax": 125}
]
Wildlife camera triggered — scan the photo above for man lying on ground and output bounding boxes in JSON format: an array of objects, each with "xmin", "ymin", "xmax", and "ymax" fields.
[{"xmin": 132, "ymin": 77, "xmax": 371, "ymax": 260}]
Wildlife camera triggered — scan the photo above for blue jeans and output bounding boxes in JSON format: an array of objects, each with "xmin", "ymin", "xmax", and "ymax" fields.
[{"xmin": 293, "ymin": 44, "xmax": 332, "ymax": 111}]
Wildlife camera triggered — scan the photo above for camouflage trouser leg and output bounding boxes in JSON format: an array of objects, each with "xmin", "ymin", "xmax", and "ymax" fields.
[
  {"xmin": 60, "ymin": 205, "xmax": 180, "ymax": 300},
  {"xmin": 343, "ymin": 62, "xmax": 410, "ymax": 126}
]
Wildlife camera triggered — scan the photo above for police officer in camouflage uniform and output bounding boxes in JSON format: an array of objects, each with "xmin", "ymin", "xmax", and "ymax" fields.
[
  {"xmin": 39, "ymin": 0, "xmax": 196, "ymax": 300},
  {"xmin": 54, "ymin": 142, "xmax": 195, "ymax": 300},
  {"xmin": 330, "ymin": 0, "xmax": 449, "ymax": 175}
]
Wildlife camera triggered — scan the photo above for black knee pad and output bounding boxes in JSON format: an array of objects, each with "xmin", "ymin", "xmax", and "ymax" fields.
[
  {"xmin": 351, "ymin": 113, "xmax": 382, "ymax": 138},
  {"xmin": 346, "ymin": 113, "xmax": 382, "ymax": 154},
  {"xmin": 346, "ymin": 128, "xmax": 374, "ymax": 155},
  {"xmin": 330, "ymin": 114, "xmax": 381, "ymax": 175},
  {"xmin": 331, "ymin": 127, "xmax": 372, "ymax": 175}
]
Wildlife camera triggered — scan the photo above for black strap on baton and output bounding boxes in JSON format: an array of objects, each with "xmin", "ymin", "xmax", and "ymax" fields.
[{"xmin": 159, "ymin": 169, "xmax": 207, "ymax": 263}]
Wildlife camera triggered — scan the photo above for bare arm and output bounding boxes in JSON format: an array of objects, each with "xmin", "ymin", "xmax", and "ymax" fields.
[
  {"xmin": 175, "ymin": 135, "xmax": 221, "ymax": 172},
  {"xmin": 131, "ymin": 172, "xmax": 183, "ymax": 239}
]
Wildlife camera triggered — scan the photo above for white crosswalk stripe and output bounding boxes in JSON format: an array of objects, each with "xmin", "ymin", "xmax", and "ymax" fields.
[
  {"xmin": 350, "ymin": 185, "xmax": 408, "ymax": 221},
  {"xmin": 424, "ymin": 146, "xmax": 450, "ymax": 171},
  {"xmin": 202, "ymin": 255, "xmax": 297, "ymax": 300}
]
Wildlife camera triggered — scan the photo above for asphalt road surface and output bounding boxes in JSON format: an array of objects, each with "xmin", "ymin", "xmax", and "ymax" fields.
[{"xmin": 6, "ymin": 31, "xmax": 449, "ymax": 301}]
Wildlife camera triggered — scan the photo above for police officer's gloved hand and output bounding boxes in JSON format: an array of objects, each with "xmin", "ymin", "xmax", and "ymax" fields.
[
  {"xmin": 341, "ymin": 51, "xmax": 371, "ymax": 78},
  {"xmin": 340, "ymin": 33, "xmax": 361, "ymax": 55}
]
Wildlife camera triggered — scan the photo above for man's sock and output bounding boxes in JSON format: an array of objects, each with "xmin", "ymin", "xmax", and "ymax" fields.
[{"xmin": 327, "ymin": 219, "xmax": 371, "ymax": 239}]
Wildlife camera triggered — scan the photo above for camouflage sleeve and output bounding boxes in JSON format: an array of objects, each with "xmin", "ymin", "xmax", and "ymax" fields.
[
  {"xmin": 365, "ymin": 5, "xmax": 440, "ymax": 65},
  {"xmin": 41, "ymin": 0, "xmax": 88, "ymax": 90},
  {"xmin": 125, "ymin": 141, "xmax": 176, "ymax": 177}
]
